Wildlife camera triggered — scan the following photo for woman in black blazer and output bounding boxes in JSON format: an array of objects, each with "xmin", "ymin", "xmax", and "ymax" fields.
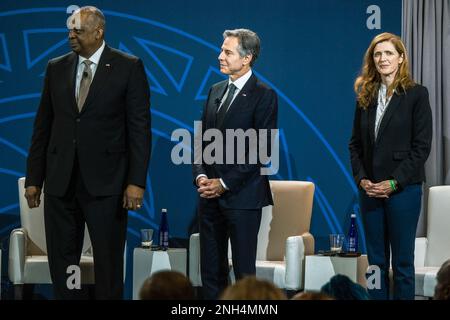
[{"xmin": 349, "ymin": 32, "xmax": 432, "ymax": 300}]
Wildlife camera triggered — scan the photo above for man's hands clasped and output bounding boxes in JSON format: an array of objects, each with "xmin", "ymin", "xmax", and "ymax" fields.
[{"xmin": 197, "ymin": 177, "xmax": 226, "ymax": 199}]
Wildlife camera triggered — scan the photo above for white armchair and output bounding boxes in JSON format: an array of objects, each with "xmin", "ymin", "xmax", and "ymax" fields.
[
  {"xmin": 414, "ymin": 186, "xmax": 450, "ymax": 298},
  {"xmin": 8, "ymin": 177, "xmax": 94, "ymax": 299},
  {"xmin": 189, "ymin": 180, "xmax": 315, "ymax": 291}
]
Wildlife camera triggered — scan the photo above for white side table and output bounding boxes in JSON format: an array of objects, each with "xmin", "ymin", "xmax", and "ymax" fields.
[
  {"xmin": 133, "ymin": 247, "xmax": 187, "ymax": 300},
  {"xmin": 304, "ymin": 254, "xmax": 369, "ymax": 292}
]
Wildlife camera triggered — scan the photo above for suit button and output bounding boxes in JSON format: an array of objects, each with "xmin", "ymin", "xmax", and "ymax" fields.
[
  {"xmin": 72, "ymin": 139, "xmax": 76, "ymax": 144},
  {"xmin": 76, "ymin": 118, "xmax": 80, "ymax": 122}
]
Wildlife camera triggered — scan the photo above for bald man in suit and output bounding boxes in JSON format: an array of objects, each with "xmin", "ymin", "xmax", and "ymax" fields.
[{"xmin": 25, "ymin": 6, "xmax": 151, "ymax": 299}]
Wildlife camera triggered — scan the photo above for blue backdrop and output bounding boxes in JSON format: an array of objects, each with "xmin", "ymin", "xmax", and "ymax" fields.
[{"xmin": 0, "ymin": 0, "xmax": 401, "ymax": 298}]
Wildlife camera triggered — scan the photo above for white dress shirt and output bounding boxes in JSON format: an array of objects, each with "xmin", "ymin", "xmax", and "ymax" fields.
[
  {"xmin": 217, "ymin": 69, "xmax": 253, "ymax": 113},
  {"xmin": 196, "ymin": 69, "xmax": 253, "ymax": 190},
  {"xmin": 75, "ymin": 41, "xmax": 105, "ymax": 99},
  {"xmin": 375, "ymin": 83, "xmax": 393, "ymax": 139}
]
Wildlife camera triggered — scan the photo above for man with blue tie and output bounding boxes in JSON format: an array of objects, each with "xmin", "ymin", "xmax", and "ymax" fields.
[{"xmin": 193, "ymin": 29, "xmax": 278, "ymax": 299}]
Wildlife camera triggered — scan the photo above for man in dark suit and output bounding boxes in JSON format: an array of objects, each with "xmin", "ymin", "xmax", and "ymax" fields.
[
  {"xmin": 192, "ymin": 29, "xmax": 278, "ymax": 299},
  {"xmin": 24, "ymin": 6, "xmax": 151, "ymax": 299}
]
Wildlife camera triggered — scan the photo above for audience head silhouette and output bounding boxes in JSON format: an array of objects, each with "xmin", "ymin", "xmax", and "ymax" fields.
[
  {"xmin": 220, "ymin": 276, "xmax": 287, "ymax": 300},
  {"xmin": 291, "ymin": 291, "xmax": 334, "ymax": 300},
  {"xmin": 139, "ymin": 270, "xmax": 195, "ymax": 300},
  {"xmin": 321, "ymin": 274, "xmax": 370, "ymax": 300},
  {"xmin": 434, "ymin": 259, "xmax": 450, "ymax": 300}
]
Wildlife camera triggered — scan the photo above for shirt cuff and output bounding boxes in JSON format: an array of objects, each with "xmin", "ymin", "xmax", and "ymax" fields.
[
  {"xmin": 196, "ymin": 174, "xmax": 208, "ymax": 186},
  {"xmin": 219, "ymin": 178, "xmax": 229, "ymax": 190}
]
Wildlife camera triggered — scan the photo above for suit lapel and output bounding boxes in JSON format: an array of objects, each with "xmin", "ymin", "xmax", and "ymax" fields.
[
  {"xmin": 208, "ymin": 80, "xmax": 228, "ymax": 128},
  {"xmin": 79, "ymin": 46, "xmax": 113, "ymax": 114},
  {"xmin": 219, "ymin": 74, "xmax": 256, "ymax": 128},
  {"xmin": 367, "ymin": 103, "xmax": 376, "ymax": 144},
  {"xmin": 375, "ymin": 92, "xmax": 402, "ymax": 143},
  {"xmin": 65, "ymin": 53, "xmax": 79, "ymax": 114}
]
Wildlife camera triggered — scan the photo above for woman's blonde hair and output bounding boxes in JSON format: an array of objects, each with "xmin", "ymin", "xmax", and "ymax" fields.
[{"xmin": 354, "ymin": 32, "xmax": 415, "ymax": 109}]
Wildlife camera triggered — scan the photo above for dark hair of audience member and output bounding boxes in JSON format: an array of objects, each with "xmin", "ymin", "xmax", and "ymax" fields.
[
  {"xmin": 320, "ymin": 274, "xmax": 370, "ymax": 300},
  {"xmin": 139, "ymin": 270, "xmax": 195, "ymax": 300},
  {"xmin": 434, "ymin": 259, "xmax": 450, "ymax": 300},
  {"xmin": 291, "ymin": 291, "xmax": 334, "ymax": 300}
]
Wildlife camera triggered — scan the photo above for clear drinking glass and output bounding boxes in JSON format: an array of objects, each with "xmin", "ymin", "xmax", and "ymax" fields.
[
  {"xmin": 141, "ymin": 229, "xmax": 153, "ymax": 248},
  {"xmin": 329, "ymin": 234, "xmax": 345, "ymax": 253}
]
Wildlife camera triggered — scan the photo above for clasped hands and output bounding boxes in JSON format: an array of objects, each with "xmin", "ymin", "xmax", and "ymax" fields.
[
  {"xmin": 360, "ymin": 179, "xmax": 395, "ymax": 198},
  {"xmin": 197, "ymin": 177, "xmax": 226, "ymax": 199}
]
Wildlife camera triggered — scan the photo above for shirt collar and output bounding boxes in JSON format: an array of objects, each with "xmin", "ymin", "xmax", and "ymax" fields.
[
  {"xmin": 379, "ymin": 83, "xmax": 396, "ymax": 95},
  {"xmin": 228, "ymin": 69, "xmax": 252, "ymax": 91},
  {"xmin": 78, "ymin": 41, "xmax": 105, "ymax": 66}
]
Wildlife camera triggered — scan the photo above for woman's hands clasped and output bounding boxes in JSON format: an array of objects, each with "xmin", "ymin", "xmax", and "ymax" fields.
[{"xmin": 360, "ymin": 179, "xmax": 396, "ymax": 198}]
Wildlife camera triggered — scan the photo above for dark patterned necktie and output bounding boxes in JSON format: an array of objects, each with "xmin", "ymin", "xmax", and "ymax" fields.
[
  {"xmin": 216, "ymin": 83, "xmax": 237, "ymax": 128},
  {"xmin": 77, "ymin": 60, "xmax": 93, "ymax": 112}
]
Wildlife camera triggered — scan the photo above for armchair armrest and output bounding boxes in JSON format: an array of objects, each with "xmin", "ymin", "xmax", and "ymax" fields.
[
  {"xmin": 285, "ymin": 232, "xmax": 315, "ymax": 290},
  {"xmin": 300, "ymin": 232, "xmax": 315, "ymax": 256},
  {"xmin": 189, "ymin": 233, "xmax": 202, "ymax": 286},
  {"xmin": 285, "ymin": 235, "xmax": 304, "ymax": 290},
  {"xmin": 414, "ymin": 237, "xmax": 427, "ymax": 268},
  {"xmin": 8, "ymin": 228, "xmax": 27, "ymax": 284}
]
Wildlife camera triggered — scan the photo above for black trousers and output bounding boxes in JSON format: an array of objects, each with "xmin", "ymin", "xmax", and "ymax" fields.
[
  {"xmin": 43, "ymin": 156, "xmax": 127, "ymax": 299},
  {"xmin": 198, "ymin": 198, "xmax": 262, "ymax": 300}
]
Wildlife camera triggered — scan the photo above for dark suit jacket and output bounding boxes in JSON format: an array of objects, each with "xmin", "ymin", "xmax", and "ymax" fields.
[
  {"xmin": 193, "ymin": 73, "xmax": 278, "ymax": 209},
  {"xmin": 349, "ymin": 84, "xmax": 432, "ymax": 189},
  {"xmin": 26, "ymin": 45, "xmax": 151, "ymax": 197}
]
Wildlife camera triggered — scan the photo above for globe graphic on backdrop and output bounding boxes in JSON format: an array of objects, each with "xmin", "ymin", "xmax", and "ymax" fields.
[{"xmin": 0, "ymin": 7, "xmax": 365, "ymax": 251}]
